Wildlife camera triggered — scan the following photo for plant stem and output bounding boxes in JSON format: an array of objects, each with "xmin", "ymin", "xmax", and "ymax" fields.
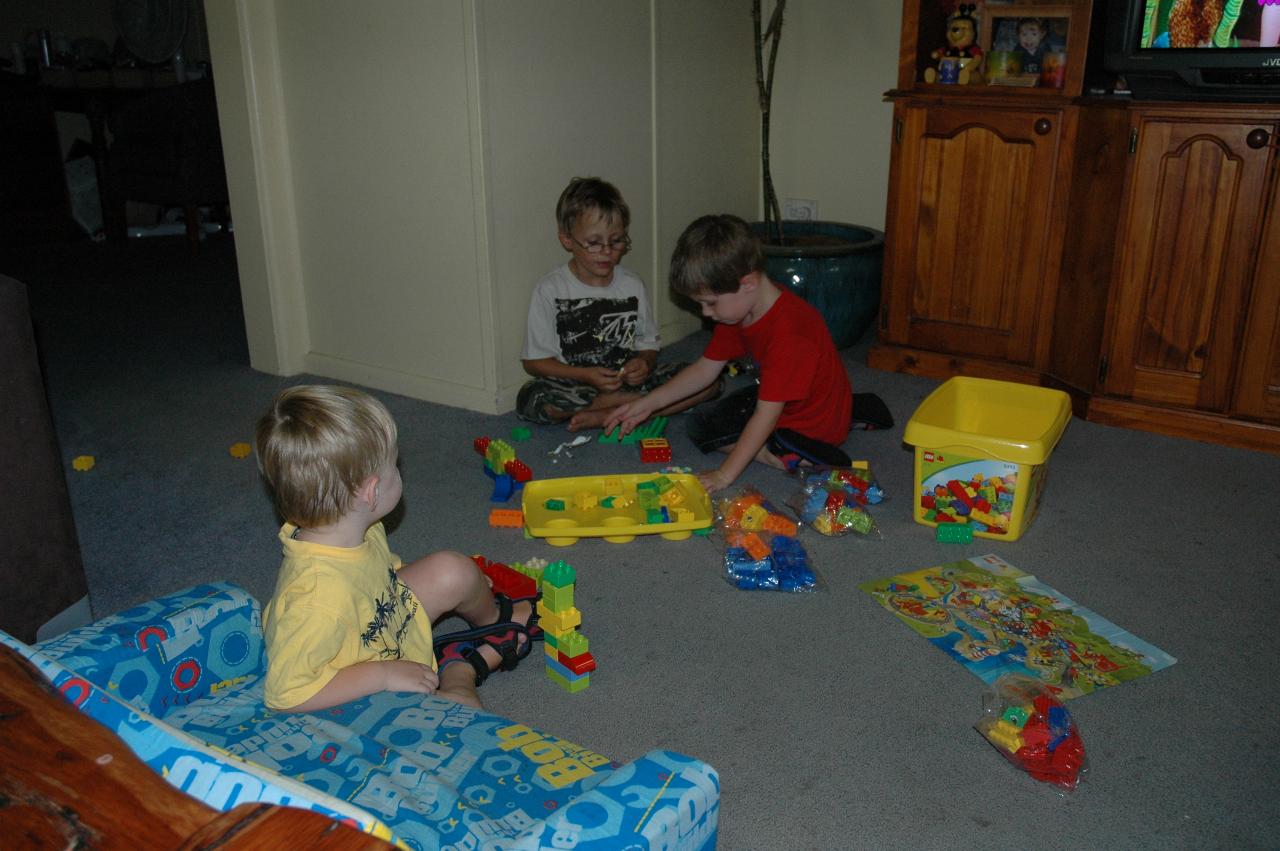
[{"xmin": 754, "ymin": 0, "xmax": 786, "ymax": 245}]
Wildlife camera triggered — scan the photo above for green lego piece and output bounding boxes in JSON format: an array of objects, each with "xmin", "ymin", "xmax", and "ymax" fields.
[
  {"xmin": 645, "ymin": 507, "xmax": 665, "ymax": 524},
  {"xmin": 510, "ymin": 426, "xmax": 532, "ymax": 442},
  {"xmin": 545, "ymin": 498, "xmax": 565, "ymax": 511},
  {"xmin": 692, "ymin": 525, "xmax": 712, "ymax": 536},
  {"xmin": 541, "ymin": 583, "xmax": 575, "ymax": 611},
  {"xmin": 935, "ymin": 523, "xmax": 974, "ymax": 544},
  {"xmin": 559, "ymin": 631, "xmax": 589, "ymax": 657},
  {"xmin": 598, "ymin": 416, "xmax": 668, "ymax": 444},
  {"xmin": 600, "ymin": 495, "xmax": 616, "ymax": 508},
  {"xmin": 546, "ymin": 667, "xmax": 590, "ymax": 692},
  {"xmin": 1001, "ymin": 705, "xmax": 1029, "ymax": 728},
  {"xmin": 635, "ymin": 480, "xmax": 657, "ymax": 494},
  {"xmin": 543, "ymin": 560, "xmax": 575, "ymax": 588},
  {"xmin": 651, "ymin": 475, "xmax": 673, "ymax": 493},
  {"xmin": 509, "ymin": 560, "xmax": 546, "ymax": 584},
  {"xmin": 543, "ymin": 631, "xmax": 558, "ymax": 649}
]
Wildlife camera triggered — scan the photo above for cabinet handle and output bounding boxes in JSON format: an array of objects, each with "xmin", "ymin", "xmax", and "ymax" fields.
[
  {"xmin": 1034, "ymin": 118, "xmax": 1052, "ymax": 136},
  {"xmin": 1246, "ymin": 128, "xmax": 1272, "ymax": 150}
]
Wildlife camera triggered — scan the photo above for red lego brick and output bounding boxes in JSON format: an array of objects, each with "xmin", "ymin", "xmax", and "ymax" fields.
[
  {"xmin": 504, "ymin": 458, "xmax": 533, "ymax": 482},
  {"xmin": 473, "ymin": 556, "xmax": 538, "ymax": 600},
  {"xmin": 557, "ymin": 650, "xmax": 597, "ymax": 675}
]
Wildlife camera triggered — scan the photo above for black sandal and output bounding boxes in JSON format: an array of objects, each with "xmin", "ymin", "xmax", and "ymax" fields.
[{"xmin": 433, "ymin": 594, "xmax": 542, "ymax": 686}]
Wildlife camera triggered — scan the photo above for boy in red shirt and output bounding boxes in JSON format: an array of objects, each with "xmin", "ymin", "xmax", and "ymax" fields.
[{"xmin": 605, "ymin": 214, "xmax": 855, "ymax": 493}]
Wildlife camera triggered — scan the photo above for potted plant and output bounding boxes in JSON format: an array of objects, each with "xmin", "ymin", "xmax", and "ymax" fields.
[{"xmin": 752, "ymin": 0, "xmax": 884, "ymax": 350}]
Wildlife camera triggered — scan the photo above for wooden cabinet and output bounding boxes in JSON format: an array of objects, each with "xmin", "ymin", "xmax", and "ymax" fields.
[
  {"xmin": 870, "ymin": 4, "xmax": 1280, "ymax": 452},
  {"xmin": 1089, "ymin": 106, "xmax": 1280, "ymax": 451},
  {"xmin": 879, "ymin": 98, "xmax": 1074, "ymax": 372}
]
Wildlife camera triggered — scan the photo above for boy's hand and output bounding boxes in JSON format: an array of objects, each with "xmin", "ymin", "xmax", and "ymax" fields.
[
  {"xmin": 697, "ymin": 467, "xmax": 734, "ymax": 494},
  {"xmin": 617, "ymin": 356, "xmax": 651, "ymax": 387},
  {"xmin": 382, "ymin": 660, "xmax": 439, "ymax": 695},
  {"xmin": 603, "ymin": 398, "xmax": 655, "ymax": 436},
  {"xmin": 583, "ymin": 366, "xmax": 623, "ymax": 392}
]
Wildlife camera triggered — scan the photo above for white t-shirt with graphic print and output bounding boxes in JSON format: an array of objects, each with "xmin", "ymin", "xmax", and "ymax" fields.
[{"xmin": 520, "ymin": 263, "xmax": 660, "ymax": 370}]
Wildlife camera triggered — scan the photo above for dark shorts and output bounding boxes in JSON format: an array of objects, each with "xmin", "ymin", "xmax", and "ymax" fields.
[
  {"xmin": 686, "ymin": 385, "xmax": 853, "ymax": 467},
  {"xmin": 516, "ymin": 361, "xmax": 687, "ymax": 424}
]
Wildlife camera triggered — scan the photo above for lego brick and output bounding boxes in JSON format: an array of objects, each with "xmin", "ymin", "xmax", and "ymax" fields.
[
  {"xmin": 545, "ymin": 666, "xmax": 590, "ymax": 692},
  {"xmin": 557, "ymin": 650, "xmax": 597, "ymax": 675},
  {"xmin": 543, "ymin": 560, "xmax": 575, "ymax": 588},
  {"xmin": 540, "ymin": 583, "xmax": 575, "ymax": 611},
  {"xmin": 473, "ymin": 556, "xmax": 538, "ymax": 600},
  {"xmin": 558, "ymin": 631, "xmax": 588, "ymax": 657},
  {"xmin": 488, "ymin": 508, "xmax": 524, "ymax": 529},
  {"xmin": 742, "ymin": 533, "xmax": 771, "ymax": 561},
  {"xmin": 536, "ymin": 602, "xmax": 582, "ymax": 632},
  {"xmin": 504, "ymin": 458, "xmax": 533, "ymax": 482},
  {"xmin": 762, "ymin": 514, "xmax": 798, "ymax": 536},
  {"xmin": 740, "ymin": 503, "xmax": 769, "ymax": 531}
]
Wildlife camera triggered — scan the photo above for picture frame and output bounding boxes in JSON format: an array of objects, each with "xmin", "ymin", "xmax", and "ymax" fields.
[{"xmin": 980, "ymin": 4, "xmax": 1074, "ymax": 89}]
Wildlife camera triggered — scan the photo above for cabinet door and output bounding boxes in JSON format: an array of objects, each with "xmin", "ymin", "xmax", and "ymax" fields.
[
  {"xmin": 1234, "ymin": 141, "xmax": 1280, "ymax": 423},
  {"xmin": 882, "ymin": 103, "xmax": 1064, "ymax": 365},
  {"xmin": 1102, "ymin": 118, "xmax": 1272, "ymax": 413}
]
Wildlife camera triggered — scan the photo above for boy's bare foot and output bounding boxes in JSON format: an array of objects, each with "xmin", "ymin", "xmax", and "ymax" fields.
[
  {"xmin": 435, "ymin": 665, "xmax": 483, "ymax": 708},
  {"xmin": 567, "ymin": 409, "xmax": 609, "ymax": 431},
  {"xmin": 543, "ymin": 403, "xmax": 571, "ymax": 423}
]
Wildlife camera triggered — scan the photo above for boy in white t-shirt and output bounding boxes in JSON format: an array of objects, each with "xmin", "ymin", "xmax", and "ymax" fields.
[{"xmin": 517, "ymin": 177, "xmax": 720, "ymax": 431}]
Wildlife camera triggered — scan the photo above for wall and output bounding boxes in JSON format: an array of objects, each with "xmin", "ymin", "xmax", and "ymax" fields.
[
  {"xmin": 762, "ymin": 1, "xmax": 899, "ymax": 231},
  {"xmin": 204, "ymin": 1, "xmax": 894, "ymax": 414}
]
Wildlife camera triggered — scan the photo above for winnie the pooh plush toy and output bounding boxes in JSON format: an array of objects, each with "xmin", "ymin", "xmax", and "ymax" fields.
[{"xmin": 924, "ymin": 3, "xmax": 985, "ymax": 85}]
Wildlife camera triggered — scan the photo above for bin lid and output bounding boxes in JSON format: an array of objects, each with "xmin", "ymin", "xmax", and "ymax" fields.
[{"xmin": 904, "ymin": 377, "xmax": 1072, "ymax": 466}]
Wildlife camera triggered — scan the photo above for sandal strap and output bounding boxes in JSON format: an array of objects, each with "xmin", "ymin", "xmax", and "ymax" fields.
[
  {"xmin": 433, "ymin": 618, "xmax": 532, "ymax": 655},
  {"xmin": 436, "ymin": 642, "xmax": 490, "ymax": 687}
]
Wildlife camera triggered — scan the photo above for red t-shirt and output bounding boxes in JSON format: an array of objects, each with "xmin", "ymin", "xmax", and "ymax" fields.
[{"xmin": 703, "ymin": 288, "xmax": 852, "ymax": 445}]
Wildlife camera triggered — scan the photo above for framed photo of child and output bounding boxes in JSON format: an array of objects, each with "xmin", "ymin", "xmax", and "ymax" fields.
[{"xmin": 981, "ymin": 5, "xmax": 1074, "ymax": 89}]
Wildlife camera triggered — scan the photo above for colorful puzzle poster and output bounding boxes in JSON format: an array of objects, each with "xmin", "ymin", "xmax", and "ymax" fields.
[{"xmin": 859, "ymin": 554, "xmax": 1176, "ymax": 699}]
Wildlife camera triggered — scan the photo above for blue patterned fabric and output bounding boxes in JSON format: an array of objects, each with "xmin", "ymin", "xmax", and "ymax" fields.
[{"xmin": 5, "ymin": 582, "xmax": 719, "ymax": 849}]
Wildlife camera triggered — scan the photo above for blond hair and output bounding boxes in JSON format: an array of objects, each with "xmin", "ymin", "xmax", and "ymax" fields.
[
  {"xmin": 556, "ymin": 176, "xmax": 631, "ymax": 235},
  {"xmin": 669, "ymin": 214, "xmax": 763, "ymax": 297},
  {"xmin": 255, "ymin": 385, "xmax": 397, "ymax": 527}
]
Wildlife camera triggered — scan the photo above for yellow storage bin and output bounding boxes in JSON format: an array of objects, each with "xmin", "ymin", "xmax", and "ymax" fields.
[{"xmin": 904, "ymin": 377, "xmax": 1071, "ymax": 542}]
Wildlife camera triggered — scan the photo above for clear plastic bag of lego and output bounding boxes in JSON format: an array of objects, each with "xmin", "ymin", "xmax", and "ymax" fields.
[
  {"xmin": 975, "ymin": 675, "xmax": 1088, "ymax": 792},
  {"xmin": 787, "ymin": 465, "xmax": 884, "ymax": 537},
  {"xmin": 714, "ymin": 488, "xmax": 819, "ymax": 592}
]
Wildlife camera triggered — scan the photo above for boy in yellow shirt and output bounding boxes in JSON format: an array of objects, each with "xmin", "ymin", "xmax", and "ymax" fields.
[{"xmin": 255, "ymin": 385, "xmax": 536, "ymax": 711}]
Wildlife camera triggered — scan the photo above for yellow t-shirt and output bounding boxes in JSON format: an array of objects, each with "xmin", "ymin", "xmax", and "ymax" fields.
[{"xmin": 262, "ymin": 522, "xmax": 436, "ymax": 710}]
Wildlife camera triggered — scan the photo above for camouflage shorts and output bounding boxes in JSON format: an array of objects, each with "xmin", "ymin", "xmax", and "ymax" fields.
[{"xmin": 516, "ymin": 361, "xmax": 687, "ymax": 424}]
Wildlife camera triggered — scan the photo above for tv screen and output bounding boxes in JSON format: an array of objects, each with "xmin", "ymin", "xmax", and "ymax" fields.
[
  {"xmin": 1138, "ymin": 0, "xmax": 1278, "ymax": 48},
  {"xmin": 1105, "ymin": 1, "xmax": 1280, "ymax": 100}
]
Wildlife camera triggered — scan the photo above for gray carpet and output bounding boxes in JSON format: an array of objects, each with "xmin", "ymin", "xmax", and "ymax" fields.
[{"xmin": 11, "ymin": 236, "xmax": 1279, "ymax": 850}]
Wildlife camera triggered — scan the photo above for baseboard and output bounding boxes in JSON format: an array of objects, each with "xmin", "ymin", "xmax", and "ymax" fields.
[{"xmin": 35, "ymin": 595, "xmax": 93, "ymax": 642}]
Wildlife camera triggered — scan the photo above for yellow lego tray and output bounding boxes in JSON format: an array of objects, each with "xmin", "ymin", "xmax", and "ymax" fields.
[{"xmin": 521, "ymin": 472, "xmax": 713, "ymax": 546}]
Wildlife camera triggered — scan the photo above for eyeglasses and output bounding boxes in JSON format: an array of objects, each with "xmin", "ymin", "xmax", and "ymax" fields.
[{"xmin": 568, "ymin": 234, "xmax": 632, "ymax": 255}]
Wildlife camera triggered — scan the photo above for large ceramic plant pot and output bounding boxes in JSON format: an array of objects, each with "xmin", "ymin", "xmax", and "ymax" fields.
[{"xmin": 751, "ymin": 220, "xmax": 884, "ymax": 349}]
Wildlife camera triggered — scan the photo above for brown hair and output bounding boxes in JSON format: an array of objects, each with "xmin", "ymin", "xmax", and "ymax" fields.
[
  {"xmin": 556, "ymin": 177, "xmax": 631, "ymax": 234},
  {"xmin": 668, "ymin": 214, "xmax": 763, "ymax": 297},
  {"xmin": 255, "ymin": 385, "xmax": 397, "ymax": 527}
]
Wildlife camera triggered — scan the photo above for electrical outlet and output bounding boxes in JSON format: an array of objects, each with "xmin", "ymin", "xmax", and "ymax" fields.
[{"xmin": 783, "ymin": 198, "xmax": 818, "ymax": 220}]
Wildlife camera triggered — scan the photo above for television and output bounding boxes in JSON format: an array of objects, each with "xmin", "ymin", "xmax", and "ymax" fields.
[{"xmin": 1103, "ymin": 0, "xmax": 1280, "ymax": 101}]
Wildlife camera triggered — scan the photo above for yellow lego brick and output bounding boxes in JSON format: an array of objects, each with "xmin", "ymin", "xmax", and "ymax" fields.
[
  {"xmin": 673, "ymin": 507, "xmax": 694, "ymax": 523},
  {"xmin": 659, "ymin": 487, "xmax": 685, "ymax": 506},
  {"xmin": 573, "ymin": 491, "xmax": 598, "ymax": 510},
  {"xmin": 602, "ymin": 477, "xmax": 623, "ymax": 494},
  {"xmin": 983, "ymin": 719, "xmax": 1024, "ymax": 753},
  {"xmin": 740, "ymin": 503, "xmax": 769, "ymax": 531},
  {"xmin": 536, "ymin": 602, "xmax": 582, "ymax": 632}
]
